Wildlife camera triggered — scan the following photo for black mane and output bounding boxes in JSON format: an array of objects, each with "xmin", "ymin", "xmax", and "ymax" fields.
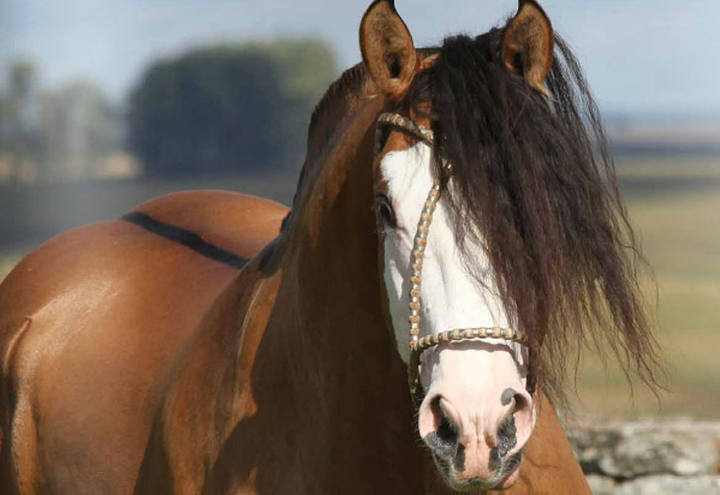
[
  {"xmin": 406, "ymin": 30, "xmax": 662, "ymax": 400},
  {"xmin": 288, "ymin": 25, "xmax": 661, "ymax": 401}
]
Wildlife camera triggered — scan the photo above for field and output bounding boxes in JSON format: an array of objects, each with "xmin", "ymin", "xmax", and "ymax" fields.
[
  {"xmin": 0, "ymin": 156, "xmax": 718, "ymax": 418},
  {"xmin": 573, "ymin": 156, "xmax": 720, "ymax": 418}
]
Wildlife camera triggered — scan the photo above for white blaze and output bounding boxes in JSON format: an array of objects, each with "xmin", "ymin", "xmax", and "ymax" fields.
[
  {"xmin": 380, "ymin": 143, "xmax": 522, "ymax": 365},
  {"xmin": 380, "ymin": 142, "xmax": 535, "ymax": 482}
]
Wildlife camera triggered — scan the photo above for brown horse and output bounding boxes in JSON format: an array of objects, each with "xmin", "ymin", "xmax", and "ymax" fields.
[{"xmin": 0, "ymin": 1, "xmax": 659, "ymax": 493}]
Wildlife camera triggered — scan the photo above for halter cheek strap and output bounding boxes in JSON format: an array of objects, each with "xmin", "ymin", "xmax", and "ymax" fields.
[{"xmin": 375, "ymin": 112, "xmax": 528, "ymax": 406}]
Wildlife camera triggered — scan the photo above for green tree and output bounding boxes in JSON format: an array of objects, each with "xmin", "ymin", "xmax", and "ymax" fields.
[
  {"xmin": 0, "ymin": 61, "xmax": 39, "ymax": 159},
  {"xmin": 127, "ymin": 39, "xmax": 337, "ymax": 177},
  {"xmin": 38, "ymin": 82, "xmax": 124, "ymax": 180},
  {"xmin": 0, "ymin": 61, "xmax": 43, "ymax": 181}
]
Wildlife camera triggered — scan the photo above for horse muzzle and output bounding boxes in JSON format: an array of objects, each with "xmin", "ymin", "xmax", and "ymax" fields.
[{"xmin": 417, "ymin": 344, "xmax": 536, "ymax": 490}]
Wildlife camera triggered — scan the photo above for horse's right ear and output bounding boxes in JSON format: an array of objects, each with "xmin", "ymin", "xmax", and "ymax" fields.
[{"xmin": 360, "ymin": 0, "xmax": 418, "ymax": 101}]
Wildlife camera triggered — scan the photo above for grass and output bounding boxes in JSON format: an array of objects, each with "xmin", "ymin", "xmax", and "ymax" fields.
[
  {"xmin": 1, "ymin": 156, "xmax": 719, "ymax": 418},
  {"xmin": 0, "ymin": 252, "xmax": 24, "ymax": 281},
  {"xmin": 569, "ymin": 158, "xmax": 720, "ymax": 418},
  {"xmin": 619, "ymin": 155, "xmax": 720, "ymax": 182}
]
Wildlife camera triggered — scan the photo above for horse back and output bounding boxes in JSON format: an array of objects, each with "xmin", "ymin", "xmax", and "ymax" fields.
[{"xmin": 0, "ymin": 190, "xmax": 287, "ymax": 494}]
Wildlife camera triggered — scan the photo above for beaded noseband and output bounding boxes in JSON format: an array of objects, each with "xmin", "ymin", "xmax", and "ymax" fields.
[{"xmin": 375, "ymin": 112, "xmax": 529, "ymax": 405}]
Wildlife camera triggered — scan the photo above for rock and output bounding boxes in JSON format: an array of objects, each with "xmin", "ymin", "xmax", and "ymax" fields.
[
  {"xmin": 586, "ymin": 474, "xmax": 616, "ymax": 495},
  {"xmin": 615, "ymin": 475, "xmax": 720, "ymax": 495},
  {"xmin": 567, "ymin": 418, "xmax": 720, "ymax": 478},
  {"xmin": 570, "ymin": 427, "xmax": 623, "ymax": 474}
]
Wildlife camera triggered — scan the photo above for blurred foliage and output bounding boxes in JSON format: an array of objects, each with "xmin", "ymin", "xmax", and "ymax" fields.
[
  {"xmin": 0, "ymin": 60, "xmax": 127, "ymax": 183},
  {"xmin": 38, "ymin": 82, "xmax": 127, "ymax": 180},
  {"xmin": 0, "ymin": 62, "xmax": 41, "ymax": 168},
  {"xmin": 128, "ymin": 39, "xmax": 338, "ymax": 177}
]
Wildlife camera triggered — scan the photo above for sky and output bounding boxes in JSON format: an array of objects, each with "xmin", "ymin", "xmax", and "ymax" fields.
[{"xmin": 0, "ymin": 0, "xmax": 718, "ymax": 117}]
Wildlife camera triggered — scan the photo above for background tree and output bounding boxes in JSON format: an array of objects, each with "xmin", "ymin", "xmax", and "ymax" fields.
[
  {"xmin": 38, "ymin": 82, "xmax": 125, "ymax": 181},
  {"xmin": 0, "ymin": 61, "xmax": 41, "ymax": 180},
  {"xmin": 127, "ymin": 39, "xmax": 337, "ymax": 177}
]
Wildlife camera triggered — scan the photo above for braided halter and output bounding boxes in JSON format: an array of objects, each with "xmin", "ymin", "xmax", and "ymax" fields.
[{"xmin": 375, "ymin": 113, "xmax": 529, "ymax": 405}]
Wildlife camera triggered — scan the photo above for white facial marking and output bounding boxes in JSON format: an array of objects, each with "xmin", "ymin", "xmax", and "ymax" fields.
[
  {"xmin": 379, "ymin": 141, "xmax": 536, "ymax": 485},
  {"xmin": 379, "ymin": 142, "xmax": 518, "ymax": 365}
]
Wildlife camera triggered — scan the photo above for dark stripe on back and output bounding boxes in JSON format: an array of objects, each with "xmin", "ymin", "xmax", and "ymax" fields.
[{"xmin": 121, "ymin": 212, "xmax": 248, "ymax": 270}]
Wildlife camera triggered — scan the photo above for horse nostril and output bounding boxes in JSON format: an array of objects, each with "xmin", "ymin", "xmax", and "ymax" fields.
[
  {"xmin": 434, "ymin": 398, "xmax": 458, "ymax": 446},
  {"xmin": 497, "ymin": 414, "xmax": 518, "ymax": 458},
  {"xmin": 423, "ymin": 397, "xmax": 460, "ymax": 460},
  {"xmin": 498, "ymin": 388, "xmax": 533, "ymax": 459},
  {"xmin": 501, "ymin": 388, "xmax": 518, "ymax": 408}
]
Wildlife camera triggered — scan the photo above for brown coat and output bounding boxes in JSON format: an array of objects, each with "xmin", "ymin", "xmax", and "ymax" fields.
[{"xmin": 0, "ymin": 100, "xmax": 588, "ymax": 494}]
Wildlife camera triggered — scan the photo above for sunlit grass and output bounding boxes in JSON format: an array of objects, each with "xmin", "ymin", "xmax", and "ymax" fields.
[
  {"xmin": 0, "ymin": 252, "xmax": 23, "ymax": 282},
  {"xmin": 571, "ymin": 159, "xmax": 720, "ymax": 418},
  {"xmin": 620, "ymin": 156, "xmax": 720, "ymax": 181}
]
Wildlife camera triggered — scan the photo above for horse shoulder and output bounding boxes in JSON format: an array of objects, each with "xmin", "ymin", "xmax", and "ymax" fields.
[{"xmin": 135, "ymin": 247, "xmax": 288, "ymax": 494}]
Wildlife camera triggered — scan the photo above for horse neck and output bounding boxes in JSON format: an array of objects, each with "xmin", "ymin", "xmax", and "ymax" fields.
[{"xmin": 262, "ymin": 99, "xmax": 428, "ymax": 484}]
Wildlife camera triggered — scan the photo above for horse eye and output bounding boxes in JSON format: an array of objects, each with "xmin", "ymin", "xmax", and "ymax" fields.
[{"xmin": 374, "ymin": 193, "xmax": 398, "ymax": 228}]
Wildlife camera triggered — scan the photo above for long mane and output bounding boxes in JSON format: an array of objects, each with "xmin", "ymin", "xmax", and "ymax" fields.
[
  {"xmin": 291, "ymin": 27, "xmax": 662, "ymax": 402},
  {"xmin": 406, "ymin": 30, "xmax": 662, "ymax": 401}
]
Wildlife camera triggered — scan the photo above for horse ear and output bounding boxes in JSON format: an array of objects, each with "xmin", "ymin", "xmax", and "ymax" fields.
[
  {"xmin": 360, "ymin": 0, "xmax": 418, "ymax": 101},
  {"xmin": 501, "ymin": 0, "xmax": 554, "ymax": 96}
]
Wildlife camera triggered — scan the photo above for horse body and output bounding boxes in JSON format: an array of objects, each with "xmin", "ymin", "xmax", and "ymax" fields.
[
  {"xmin": 0, "ymin": 94, "xmax": 587, "ymax": 495},
  {"xmin": 0, "ymin": 191, "xmax": 287, "ymax": 493},
  {"xmin": 131, "ymin": 96, "xmax": 587, "ymax": 494},
  {"xmin": 0, "ymin": 0, "xmax": 656, "ymax": 492}
]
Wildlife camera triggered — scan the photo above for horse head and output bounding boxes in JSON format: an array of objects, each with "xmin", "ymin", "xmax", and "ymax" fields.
[{"xmin": 358, "ymin": 0, "xmax": 658, "ymax": 490}]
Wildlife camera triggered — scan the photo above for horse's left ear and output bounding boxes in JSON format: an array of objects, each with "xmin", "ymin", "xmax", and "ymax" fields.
[
  {"xmin": 501, "ymin": 0, "xmax": 554, "ymax": 96},
  {"xmin": 360, "ymin": 0, "xmax": 418, "ymax": 101}
]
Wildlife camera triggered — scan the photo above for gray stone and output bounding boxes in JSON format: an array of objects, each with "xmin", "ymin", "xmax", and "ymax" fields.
[
  {"xmin": 615, "ymin": 475, "xmax": 720, "ymax": 495},
  {"xmin": 586, "ymin": 474, "xmax": 616, "ymax": 495},
  {"xmin": 567, "ymin": 418, "xmax": 720, "ymax": 478}
]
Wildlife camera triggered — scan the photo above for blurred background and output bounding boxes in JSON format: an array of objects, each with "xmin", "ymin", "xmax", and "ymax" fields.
[{"xmin": 0, "ymin": 0, "xmax": 718, "ymax": 418}]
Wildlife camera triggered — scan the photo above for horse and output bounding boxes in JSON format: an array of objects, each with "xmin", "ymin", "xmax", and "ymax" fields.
[{"xmin": 0, "ymin": 0, "xmax": 660, "ymax": 493}]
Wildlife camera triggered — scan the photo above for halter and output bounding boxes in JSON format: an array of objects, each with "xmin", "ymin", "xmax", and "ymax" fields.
[{"xmin": 375, "ymin": 112, "xmax": 529, "ymax": 405}]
